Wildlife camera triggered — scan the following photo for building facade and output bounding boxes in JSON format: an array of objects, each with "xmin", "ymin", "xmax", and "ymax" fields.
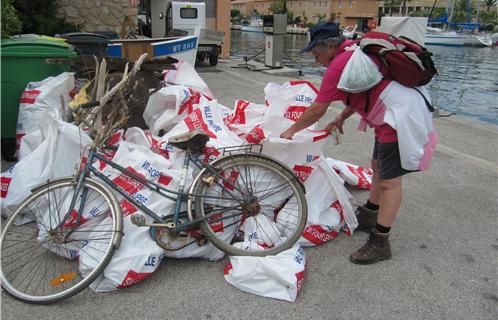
[
  {"xmin": 231, "ymin": 0, "xmax": 380, "ymax": 29},
  {"xmin": 379, "ymin": 0, "xmax": 450, "ymax": 17}
]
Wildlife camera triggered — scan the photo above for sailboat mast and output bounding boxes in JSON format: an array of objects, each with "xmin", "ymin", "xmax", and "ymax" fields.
[{"xmin": 448, "ymin": 0, "xmax": 455, "ymax": 24}]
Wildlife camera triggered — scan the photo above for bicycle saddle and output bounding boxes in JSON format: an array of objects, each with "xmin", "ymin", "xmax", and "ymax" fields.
[{"xmin": 168, "ymin": 128, "xmax": 210, "ymax": 152}]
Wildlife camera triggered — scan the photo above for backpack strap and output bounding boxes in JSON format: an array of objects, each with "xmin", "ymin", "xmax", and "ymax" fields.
[
  {"xmin": 413, "ymin": 87, "xmax": 435, "ymax": 113},
  {"xmin": 364, "ymin": 89, "xmax": 371, "ymax": 113},
  {"xmin": 360, "ymin": 38, "xmax": 397, "ymax": 51}
]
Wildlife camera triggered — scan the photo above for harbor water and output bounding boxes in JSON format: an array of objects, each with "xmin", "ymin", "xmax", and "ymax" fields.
[{"xmin": 230, "ymin": 30, "xmax": 498, "ymax": 125}]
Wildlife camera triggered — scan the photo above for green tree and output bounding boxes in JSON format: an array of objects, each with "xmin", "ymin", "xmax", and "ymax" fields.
[
  {"xmin": 231, "ymin": 9, "xmax": 241, "ymax": 23},
  {"xmin": 484, "ymin": 0, "xmax": 497, "ymax": 11},
  {"xmin": 13, "ymin": 0, "xmax": 80, "ymax": 35},
  {"xmin": 287, "ymin": 11, "xmax": 294, "ymax": 24},
  {"xmin": 270, "ymin": 0, "xmax": 287, "ymax": 14},
  {"xmin": 1, "ymin": 0, "xmax": 22, "ymax": 37},
  {"xmin": 409, "ymin": 7, "xmax": 446, "ymax": 17},
  {"xmin": 452, "ymin": 0, "xmax": 475, "ymax": 22},
  {"xmin": 231, "ymin": 9, "xmax": 241, "ymax": 19},
  {"xmin": 400, "ymin": 0, "xmax": 412, "ymax": 16},
  {"xmin": 316, "ymin": 13, "xmax": 327, "ymax": 23},
  {"xmin": 383, "ymin": 0, "xmax": 402, "ymax": 16},
  {"xmin": 478, "ymin": 10, "xmax": 497, "ymax": 24}
]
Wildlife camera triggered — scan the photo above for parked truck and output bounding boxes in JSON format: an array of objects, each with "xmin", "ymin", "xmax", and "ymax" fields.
[{"xmin": 145, "ymin": 0, "xmax": 224, "ymax": 66}]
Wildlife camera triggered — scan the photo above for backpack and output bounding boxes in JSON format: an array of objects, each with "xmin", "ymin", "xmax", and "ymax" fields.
[
  {"xmin": 352, "ymin": 32, "xmax": 437, "ymax": 112},
  {"xmin": 359, "ymin": 31, "xmax": 438, "ymax": 87}
]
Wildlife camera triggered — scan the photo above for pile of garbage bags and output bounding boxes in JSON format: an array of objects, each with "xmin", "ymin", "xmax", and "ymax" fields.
[{"xmin": 1, "ymin": 61, "xmax": 373, "ymax": 302}]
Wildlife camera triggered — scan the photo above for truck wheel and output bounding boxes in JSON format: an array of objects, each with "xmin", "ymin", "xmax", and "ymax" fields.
[
  {"xmin": 209, "ymin": 54, "xmax": 218, "ymax": 66},
  {"xmin": 196, "ymin": 52, "xmax": 206, "ymax": 63}
]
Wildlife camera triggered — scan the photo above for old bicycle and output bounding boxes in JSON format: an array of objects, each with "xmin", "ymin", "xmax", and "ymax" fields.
[{"xmin": 0, "ymin": 128, "xmax": 308, "ymax": 304}]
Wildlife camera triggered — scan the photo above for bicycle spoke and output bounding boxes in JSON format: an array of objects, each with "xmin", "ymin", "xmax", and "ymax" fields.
[{"xmin": 1, "ymin": 178, "xmax": 121, "ymax": 303}]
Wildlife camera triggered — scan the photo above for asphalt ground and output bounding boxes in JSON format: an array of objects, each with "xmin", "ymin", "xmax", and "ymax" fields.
[{"xmin": 1, "ymin": 58, "xmax": 497, "ymax": 320}]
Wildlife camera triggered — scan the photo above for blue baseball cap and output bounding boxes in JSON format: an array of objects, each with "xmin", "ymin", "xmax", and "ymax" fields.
[{"xmin": 301, "ymin": 22, "xmax": 342, "ymax": 53}]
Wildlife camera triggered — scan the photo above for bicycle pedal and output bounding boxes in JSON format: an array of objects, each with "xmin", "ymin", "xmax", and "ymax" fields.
[
  {"xmin": 202, "ymin": 176, "xmax": 215, "ymax": 186},
  {"xmin": 130, "ymin": 214, "xmax": 146, "ymax": 226}
]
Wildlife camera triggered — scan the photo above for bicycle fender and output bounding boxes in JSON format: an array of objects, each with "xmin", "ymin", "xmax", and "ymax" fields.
[{"xmin": 30, "ymin": 177, "xmax": 76, "ymax": 193}]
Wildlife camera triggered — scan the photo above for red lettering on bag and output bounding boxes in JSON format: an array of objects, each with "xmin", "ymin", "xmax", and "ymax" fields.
[
  {"xmin": 20, "ymin": 89, "xmax": 41, "ymax": 104},
  {"xmin": 145, "ymin": 131, "xmax": 170, "ymax": 159},
  {"xmin": 346, "ymin": 165, "xmax": 371, "ymax": 189},
  {"xmin": 295, "ymin": 268, "xmax": 306, "ymax": 292},
  {"xmin": 1, "ymin": 177, "xmax": 13, "ymax": 198},
  {"xmin": 245, "ymin": 126, "xmax": 265, "ymax": 144},
  {"xmin": 208, "ymin": 213, "xmax": 224, "ymax": 232},
  {"xmin": 184, "ymin": 108, "xmax": 216, "ymax": 138},
  {"xmin": 302, "ymin": 225, "xmax": 339, "ymax": 245},
  {"xmin": 284, "ymin": 106, "xmax": 307, "ymax": 122},
  {"xmin": 120, "ymin": 199, "xmax": 137, "ymax": 216},
  {"xmin": 292, "ymin": 165, "xmax": 314, "ymax": 183},
  {"xmin": 117, "ymin": 270, "xmax": 152, "ymax": 289},
  {"xmin": 158, "ymin": 173, "xmax": 173, "ymax": 185},
  {"xmin": 203, "ymin": 146, "xmax": 220, "ymax": 163},
  {"xmin": 107, "ymin": 132, "xmax": 122, "ymax": 146},
  {"xmin": 228, "ymin": 100, "xmax": 250, "ymax": 125},
  {"xmin": 99, "ymin": 151, "xmax": 116, "ymax": 170},
  {"xmin": 306, "ymin": 129, "xmax": 330, "ymax": 142},
  {"xmin": 62, "ymin": 209, "xmax": 89, "ymax": 229},
  {"xmin": 330, "ymin": 200, "xmax": 344, "ymax": 222},
  {"xmin": 178, "ymin": 89, "xmax": 201, "ymax": 115},
  {"xmin": 112, "ymin": 167, "xmax": 144, "ymax": 194},
  {"xmin": 223, "ymin": 263, "xmax": 233, "ymax": 275},
  {"xmin": 221, "ymin": 170, "xmax": 240, "ymax": 191},
  {"xmin": 289, "ymin": 80, "xmax": 319, "ymax": 94}
]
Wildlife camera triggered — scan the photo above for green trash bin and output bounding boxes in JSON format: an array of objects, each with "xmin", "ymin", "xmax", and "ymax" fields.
[{"xmin": 0, "ymin": 37, "xmax": 76, "ymax": 161}]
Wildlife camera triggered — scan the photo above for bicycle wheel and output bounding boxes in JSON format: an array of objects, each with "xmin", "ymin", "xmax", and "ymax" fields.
[
  {"xmin": 0, "ymin": 177, "xmax": 122, "ymax": 304},
  {"xmin": 189, "ymin": 154, "xmax": 307, "ymax": 256}
]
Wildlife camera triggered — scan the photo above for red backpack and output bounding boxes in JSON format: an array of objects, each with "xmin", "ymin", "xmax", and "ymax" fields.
[{"xmin": 359, "ymin": 31, "xmax": 437, "ymax": 87}]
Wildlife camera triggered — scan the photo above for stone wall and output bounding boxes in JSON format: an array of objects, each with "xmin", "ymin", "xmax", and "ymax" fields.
[{"xmin": 57, "ymin": 0, "xmax": 137, "ymax": 35}]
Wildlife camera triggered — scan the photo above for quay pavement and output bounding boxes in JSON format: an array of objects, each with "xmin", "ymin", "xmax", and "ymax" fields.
[{"xmin": 1, "ymin": 58, "xmax": 497, "ymax": 320}]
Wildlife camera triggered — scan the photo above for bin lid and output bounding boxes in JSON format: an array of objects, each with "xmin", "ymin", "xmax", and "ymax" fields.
[
  {"xmin": 61, "ymin": 32, "xmax": 110, "ymax": 44},
  {"xmin": 1, "ymin": 37, "xmax": 76, "ymax": 58}
]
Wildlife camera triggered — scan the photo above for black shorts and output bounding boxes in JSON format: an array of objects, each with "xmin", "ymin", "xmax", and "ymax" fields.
[{"xmin": 372, "ymin": 140, "xmax": 417, "ymax": 180}]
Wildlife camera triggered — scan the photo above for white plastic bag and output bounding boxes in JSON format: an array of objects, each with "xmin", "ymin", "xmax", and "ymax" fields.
[
  {"xmin": 85, "ymin": 216, "xmax": 165, "ymax": 292},
  {"xmin": 16, "ymin": 72, "xmax": 75, "ymax": 151},
  {"xmin": 294, "ymin": 159, "xmax": 357, "ymax": 246},
  {"xmin": 263, "ymin": 80, "xmax": 319, "ymax": 129},
  {"xmin": 327, "ymin": 158, "xmax": 373, "ymax": 189},
  {"xmin": 143, "ymin": 85, "xmax": 211, "ymax": 134},
  {"xmin": 224, "ymin": 246, "xmax": 306, "ymax": 302},
  {"xmin": 337, "ymin": 47, "xmax": 382, "ymax": 93},
  {"xmin": 163, "ymin": 61, "xmax": 213, "ymax": 98},
  {"xmin": 95, "ymin": 140, "xmax": 186, "ymax": 218},
  {"xmin": 1, "ymin": 114, "xmax": 92, "ymax": 218}
]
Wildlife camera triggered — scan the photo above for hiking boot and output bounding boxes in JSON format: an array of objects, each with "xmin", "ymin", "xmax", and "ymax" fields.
[
  {"xmin": 355, "ymin": 205, "xmax": 378, "ymax": 233},
  {"xmin": 350, "ymin": 229, "xmax": 392, "ymax": 265}
]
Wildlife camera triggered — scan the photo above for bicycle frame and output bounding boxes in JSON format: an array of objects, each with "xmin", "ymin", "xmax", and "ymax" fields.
[{"xmin": 64, "ymin": 147, "xmax": 255, "ymax": 234}]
